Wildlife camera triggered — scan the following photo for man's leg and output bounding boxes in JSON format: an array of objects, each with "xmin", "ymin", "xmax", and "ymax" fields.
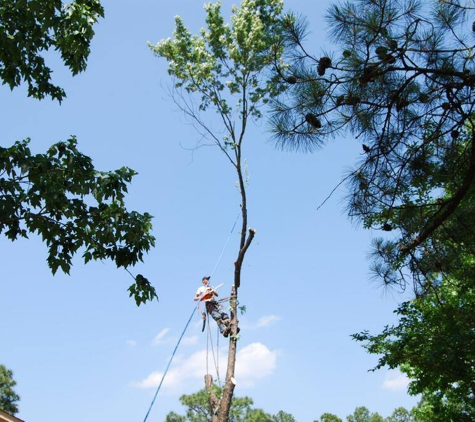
[{"xmin": 207, "ymin": 302, "xmax": 228, "ymax": 335}]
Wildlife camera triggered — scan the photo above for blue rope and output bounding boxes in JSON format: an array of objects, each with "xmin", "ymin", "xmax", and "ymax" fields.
[{"xmin": 142, "ymin": 306, "xmax": 197, "ymax": 422}]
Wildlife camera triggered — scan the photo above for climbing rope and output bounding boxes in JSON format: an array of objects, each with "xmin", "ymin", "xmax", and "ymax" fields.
[
  {"xmin": 206, "ymin": 314, "xmax": 210, "ymax": 375},
  {"xmin": 142, "ymin": 306, "xmax": 196, "ymax": 422},
  {"xmin": 208, "ymin": 213, "xmax": 240, "ymax": 278},
  {"xmin": 206, "ymin": 313, "xmax": 221, "ymax": 386},
  {"xmin": 216, "ymin": 322, "xmax": 220, "ymax": 384}
]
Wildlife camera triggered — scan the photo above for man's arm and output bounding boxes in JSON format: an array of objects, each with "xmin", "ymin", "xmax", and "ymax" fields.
[{"xmin": 194, "ymin": 287, "xmax": 202, "ymax": 301}]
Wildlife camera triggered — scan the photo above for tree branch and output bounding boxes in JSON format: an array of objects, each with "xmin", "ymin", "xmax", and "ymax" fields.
[
  {"xmin": 234, "ymin": 228, "xmax": 256, "ymax": 288},
  {"xmin": 400, "ymin": 129, "xmax": 475, "ymax": 253}
]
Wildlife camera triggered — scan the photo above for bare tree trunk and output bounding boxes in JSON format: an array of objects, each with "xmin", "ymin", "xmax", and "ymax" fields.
[
  {"xmin": 216, "ymin": 228, "xmax": 256, "ymax": 421},
  {"xmin": 217, "ymin": 286, "xmax": 238, "ymax": 421},
  {"xmin": 205, "ymin": 374, "xmax": 219, "ymax": 422}
]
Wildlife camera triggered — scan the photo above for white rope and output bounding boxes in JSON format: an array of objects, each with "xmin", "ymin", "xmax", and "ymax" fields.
[
  {"xmin": 206, "ymin": 313, "xmax": 221, "ymax": 385},
  {"xmin": 209, "ymin": 213, "xmax": 240, "ymax": 278}
]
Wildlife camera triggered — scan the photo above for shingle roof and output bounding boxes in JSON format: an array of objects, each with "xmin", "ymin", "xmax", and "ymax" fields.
[{"xmin": 0, "ymin": 409, "xmax": 25, "ymax": 422}]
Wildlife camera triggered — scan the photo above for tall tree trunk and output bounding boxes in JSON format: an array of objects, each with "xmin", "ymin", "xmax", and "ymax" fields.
[{"xmin": 214, "ymin": 157, "xmax": 256, "ymax": 422}]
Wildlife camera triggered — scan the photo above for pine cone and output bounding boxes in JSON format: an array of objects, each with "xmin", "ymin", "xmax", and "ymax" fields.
[
  {"xmin": 285, "ymin": 75, "xmax": 297, "ymax": 84},
  {"xmin": 305, "ymin": 113, "xmax": 322, "ymax": 129},
  {"xmin": 317, "ymin": 57, "xmax": 332, "ymax": 76}
]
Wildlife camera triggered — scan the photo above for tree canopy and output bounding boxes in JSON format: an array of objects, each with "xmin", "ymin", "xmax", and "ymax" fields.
[
  {"xmin": 318, "ymin": 413, "xmax": 343, "ymax": 422},
  {"xmin": 165, "ymin": 387, "xmax": 295, "ymax": 422},
  {"xmin": 354, "ymin": 275, "xmax": 475, "ymax": 421},
  {"xmin": 270, "ymin": 0, "xmax": 475, "ymax": 417},
  {"xmin": 0, "ymin": 365, "xmax": 20, "ymax": 415},
  {"xmin": 0, "ymin": 0, "xmax": 104, "ymax": 102},
  {"xmin": 347, "ymin": 407, "xmax": 383, "ymax": 422},
  {"xmin": 316, "ymin": 405, "xmax": 431, "ymax": 422},
  {"xmin": 0, "ymin": 0, "xmax": 157, "ymax": 304},
  {"xmin": 272, "ymin": 0, "xmax": 475, "ymax": 292}
]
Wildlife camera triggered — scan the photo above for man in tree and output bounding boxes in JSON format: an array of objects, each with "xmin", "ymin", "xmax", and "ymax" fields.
[
  {"xmin": 194, "ymin": 276, "xmax": 230, "ymax": 337},
  {"xmin": 0, "ymin": 365, "xmax": 20, "ymax": 415},
  {"xmin": 150, "ymin": 0, "xmax": 285, "ymax": 419}
]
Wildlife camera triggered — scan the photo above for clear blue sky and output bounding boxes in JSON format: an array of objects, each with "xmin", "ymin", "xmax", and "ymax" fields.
[{"xmin": 1, "ymin": 1, "xmax": 419, "ymax": 421}]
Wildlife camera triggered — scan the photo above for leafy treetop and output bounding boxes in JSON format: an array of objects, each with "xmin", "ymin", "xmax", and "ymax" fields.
[
  {"xmin": 165, "ymin": 387, "xmax": 295, "ymax": 422},
  {"xmin": 0, "ymin": 365, "xmax": 20, "ymax": 415},
  {"xmin": 0, "ymin": 0, "xmax": 104, "ymax": 102},
  {"xmin": 0, "ymin": 0, "xmax": 157, "ymax": 305},
  {"xmin": 0, "ymin": 137, "xmax": 157, "ymax": 305},
  {"xmin": 149, "ymin": 0, "xmax": 286, "ymax": 132}
]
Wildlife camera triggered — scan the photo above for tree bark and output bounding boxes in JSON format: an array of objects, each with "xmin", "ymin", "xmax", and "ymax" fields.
[
  {"xmin": 205, "ymin": 374, "xmax": 219, "ymax": 422},
  {"xmin": 217, "ymin": 285, "xmax": 238, "ymax": 421},
  {"xmin": 234, "ymin": 228, "xmax": 256, "ymax": 288}
]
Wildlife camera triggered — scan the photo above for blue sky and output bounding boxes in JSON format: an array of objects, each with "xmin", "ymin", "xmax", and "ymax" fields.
[{"xmin": 1, "ymin": 1, "xmax": 419, "ymax": 421}]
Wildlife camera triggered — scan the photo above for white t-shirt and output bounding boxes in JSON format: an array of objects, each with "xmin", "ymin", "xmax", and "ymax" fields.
[{"xmin": 196, "ymin": 285, "xmax": 214, "ymax": 301}]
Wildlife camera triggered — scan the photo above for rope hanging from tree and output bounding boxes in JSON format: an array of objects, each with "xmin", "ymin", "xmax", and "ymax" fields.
[{"xmin": 206, "ymin": 313, "xmax": 221, "ymax": 386}]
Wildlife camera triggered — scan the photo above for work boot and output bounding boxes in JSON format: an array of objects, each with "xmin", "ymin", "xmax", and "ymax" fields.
[{"xmin": 218, "ymin": 318, "xmax": 230, "ymax": 327}]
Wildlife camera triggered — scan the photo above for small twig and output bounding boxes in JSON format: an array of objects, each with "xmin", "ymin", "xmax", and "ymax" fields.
[{"xmin": 316, "ymin": 171, "xmax": 355, "ymax": 211}]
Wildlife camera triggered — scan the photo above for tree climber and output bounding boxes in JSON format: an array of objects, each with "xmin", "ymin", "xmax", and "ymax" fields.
[{"xmin": 194, "ymin": 276, "xmax": 230, "ymax": 337}]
